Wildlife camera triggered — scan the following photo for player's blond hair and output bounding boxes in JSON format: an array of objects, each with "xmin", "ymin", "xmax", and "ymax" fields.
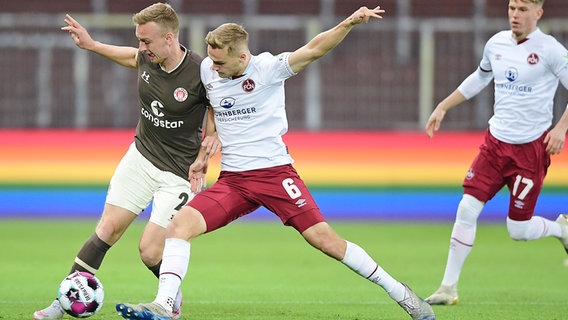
[
  {"xmin": 520, "ymin": 0, "xmax": 544, "ymax": 6},
  {"xmin": 132, "ymin": 2, "xmax": 179, "ymax": 36},
  {"xmin": 205, "ymin": 23, "xmax": 249, "ymax": 56}
]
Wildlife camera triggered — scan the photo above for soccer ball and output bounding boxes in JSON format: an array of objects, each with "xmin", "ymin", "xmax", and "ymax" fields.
[{"xmin": 57, "ymin": 271, "xmax": 104, "ymax": 318}]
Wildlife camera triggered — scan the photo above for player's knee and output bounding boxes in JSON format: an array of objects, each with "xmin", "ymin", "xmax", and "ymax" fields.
[
  {"xmin": 302, "ymin": 223, "xmax": 344, "ymax": 259},
  {"xmin": 167, "ymin": 207, "xmax": 206, "ymax": 240},
  {"xmin": 507, "ymin": 218, "xmax": 530, "ymax": 241},
  {"xmin": 95, "ymin": 208, "xmax": 133, "ymax": 244},
  {"xmin": 455, "ymin": 194, "xmax": 484, "ymax": 226},
  {"xmin": 94, "ymin": 221, "xmax": 123, "ymax": 245}
]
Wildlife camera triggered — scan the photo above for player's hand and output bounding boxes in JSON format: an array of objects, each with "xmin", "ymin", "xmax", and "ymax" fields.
[
  {"xmin": 189, "ymin": 157, "xmax": 208, "ymax": 194},
  {"xmin": 201, "ymin": 134, "xmax": 222, "ymax": 158},
  {"xmin": 188, "ymin": 135, "xmax": 221, "ymax": 194},
  {"xmin": 61, "ymin": 14, "xmax": 95, "ymax": 50},
  {"xmin": 425, "ymin": 108, "xmax": 446, "ymax": 138},
  {"xmin": 348, "ymin": 5, "xmax": 385, "ymax": 26},
  {"xmin": 544, "ymin": 127, "xmax": 566, "ymax": 155}
]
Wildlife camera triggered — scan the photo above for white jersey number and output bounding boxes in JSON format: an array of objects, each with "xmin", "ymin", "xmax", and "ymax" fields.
[
  {"xmin": 512, "ymin": 175, "xmax": 534, "ymax": 200},
  {"xmin": 282, "ymin": 178, "xmax": 302, "ymax": 199}
]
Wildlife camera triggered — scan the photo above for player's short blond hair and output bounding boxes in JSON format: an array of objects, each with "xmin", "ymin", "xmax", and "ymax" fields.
[
  {"xmin": 205, "ymin": 23, "xmax": 249, "ymax": 56},
  {"xmin": 520, "ymin": 0, "xmax": 544, "ymax": 6},
  {"xmin": 132, "ymin": 2, "xmax": 179, "ymax": 36}
]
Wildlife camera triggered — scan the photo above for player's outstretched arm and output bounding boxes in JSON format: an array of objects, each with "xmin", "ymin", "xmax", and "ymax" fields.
[
  {"xmin": 61, "ymin": 14, "xmax": 138, "ymax": 68},
  {"xmin": 288, "ymin": 5, "xmax": 384, "ymax": 74},
  {"xmin": 425, "ymin": 89, "xmax": 467, "ymax": 138}
]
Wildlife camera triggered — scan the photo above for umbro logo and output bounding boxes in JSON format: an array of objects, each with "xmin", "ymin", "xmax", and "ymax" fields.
[{"xmin": 295, "ymin": 199, "xmax": 307, "ymax": 208}]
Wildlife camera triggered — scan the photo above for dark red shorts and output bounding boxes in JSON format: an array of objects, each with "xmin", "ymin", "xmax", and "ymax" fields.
[
  {"xmin": 463, "ymin": 129, "xmax": 551, "ymax": 221},
  {"xmin": 188, "ymin": 164, "xmax": 325, "ymax": 233}
]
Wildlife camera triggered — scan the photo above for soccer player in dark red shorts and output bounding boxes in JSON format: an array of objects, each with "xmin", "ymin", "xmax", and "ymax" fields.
[
  {"xmin": 116, "ymin": 4, "xmax": 436, "ymax": 320},
  {"xmin": 424, "ymin": 0, "xmax": 568, "ymax": 306}
]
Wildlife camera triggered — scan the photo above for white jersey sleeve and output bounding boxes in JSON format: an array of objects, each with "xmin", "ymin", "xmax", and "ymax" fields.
[
  {"xmin": 556, "ymin": 48, "xmax": 568, "ymax": 92},
  {"xmin": 457, "ymin": 67, "xmax": 493, "ymax": 100},
  {"xmin": 458, "ymin": 39, "xmax": 495, "ymax": 99}
]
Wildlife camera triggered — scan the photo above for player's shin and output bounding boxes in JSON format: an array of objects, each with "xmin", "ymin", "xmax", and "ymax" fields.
[
  {"xmin": 341, "ymin": 240, "xmax": 405, "ymax": 301},
  {"xmin": 70, "ymin": 232, "xmax": 111, "ymax": 274},
  {"xmin": 154, "ymin": 238, "xmax": 191, "ymax": 312}
]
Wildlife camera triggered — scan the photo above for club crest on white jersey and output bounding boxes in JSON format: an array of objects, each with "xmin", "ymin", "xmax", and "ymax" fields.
[
  {"xmin": 527, "ymin": 53, "xmax": 539, "ymax": 65},
  {"xmin": 242, "ymin": 79, "xmax": 255, "ymax": 93}
]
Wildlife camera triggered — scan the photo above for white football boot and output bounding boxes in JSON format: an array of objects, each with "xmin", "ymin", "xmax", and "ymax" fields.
[
  {"xmin": 425, "ymin": 284, "xmax": 458, "ymax": 305},
  {"xmin": 116, "ymin": 302, "xmax": 173, "ymax": 320},
  {"xmin": 555, "ymin": 214, "xmax": 568, "ymax": 254},
  {"xmin": 33, "ymin": 299, "xmax": 64, "ymax": 320},
  {"xmin": 397, "ymin": 283, "xmax": 436, "ymax": 320}
]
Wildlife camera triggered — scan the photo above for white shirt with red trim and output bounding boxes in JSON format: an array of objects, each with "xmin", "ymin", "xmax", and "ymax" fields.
[
  {"xmin": 201, "ymin": 52, "xmax": 296, "ymax": 171},
  {"xmin": 458, "ymin": 28, "xmax": 568, "ymax": 144}
]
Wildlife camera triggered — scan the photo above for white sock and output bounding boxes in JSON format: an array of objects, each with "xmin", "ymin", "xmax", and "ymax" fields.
[
  {"xmin": 441, "ymin": 194, "xmax": 483, "ymax": 287},
  {"xmin": 341, "ymin": 240, "xmax": 405, "ymax": 301},
  {"xmin": 441, "ymin": 223, "xmax": 474, "ymax": 286},
  {"xmin": 154, "ymin": 238, "xmax": 191, "ymax": 312},
  {"xmin": 174, "ymin": 287, "xmax": 183, "ymax": 311},
  {"xmin": 507, "ymin": 216, "xmax": 562, "ymax": 240}
]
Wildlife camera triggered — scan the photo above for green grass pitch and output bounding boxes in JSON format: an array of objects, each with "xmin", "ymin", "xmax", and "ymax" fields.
[{"xmin": 1, "ymin": 218, "xmax": 567, "ymax": 319}]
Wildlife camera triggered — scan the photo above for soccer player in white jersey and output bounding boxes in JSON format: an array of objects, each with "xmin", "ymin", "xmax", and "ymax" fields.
[
  {"xmin": 424, "ymin": 0, "xmax": 568, "ymax": 306},
  {"xmin": 116, "ymin": 4, "xmax": 436, "ymax": 320}
]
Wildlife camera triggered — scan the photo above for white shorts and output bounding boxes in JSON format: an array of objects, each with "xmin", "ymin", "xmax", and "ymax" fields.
[{"xmin": 106, "ymin": 143, "xmax": 193, "ymax": 228}]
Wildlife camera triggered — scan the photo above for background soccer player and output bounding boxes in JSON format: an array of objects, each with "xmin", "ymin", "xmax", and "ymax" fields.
[{"xmin": 424, "ymin": 0, "xmax": 568, "ymax": 305}]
